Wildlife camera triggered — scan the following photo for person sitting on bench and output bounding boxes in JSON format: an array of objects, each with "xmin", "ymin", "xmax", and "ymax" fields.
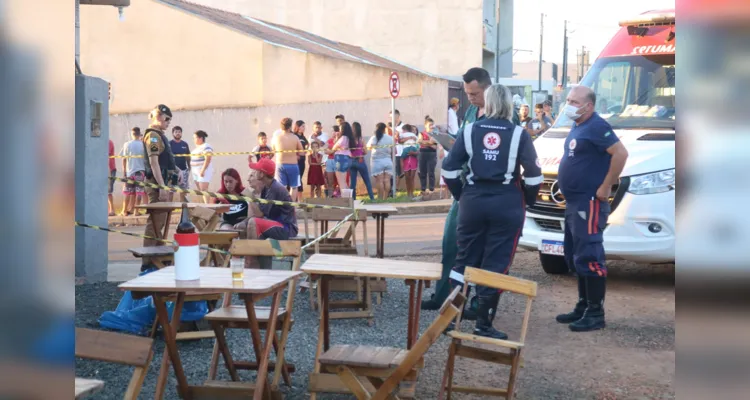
[
  {"xmin": 214, "ymin": 168, "xmax": 253, "ymax": 231},
  {"xmin": 235, "ymin": 158, "xmax": 299, "ymax": 268}
]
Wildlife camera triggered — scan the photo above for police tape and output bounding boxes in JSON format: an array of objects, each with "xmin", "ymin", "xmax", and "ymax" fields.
[
  {"xmin": 74, "ymin": 221, "xmax": 232, "ymax": 255},
  {"xmin": 109, "ymin": 143, "xmax": 403, "ymax": 159},
  {"xmin": 110, "ymin": 176, "xmax": 358, "ymax": 212}
]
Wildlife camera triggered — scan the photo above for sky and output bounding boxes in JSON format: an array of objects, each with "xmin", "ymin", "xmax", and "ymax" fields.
[{"xmin": 512, "ymin": 0, "xmax": 675, "ymax": 63}]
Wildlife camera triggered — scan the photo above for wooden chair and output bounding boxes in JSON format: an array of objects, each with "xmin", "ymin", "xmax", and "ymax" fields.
[
  {"xmin": 199, "ymin": 231, "xmax": 240, "ymax": 267},
  {"xmin": 317, "ymin": 287, "xmax": 465, "ymax": 400},
  {"xmin": 75, "ymin": 328, "xmax": 154, "ymax": 400},
  {"xmin": 127, "ymin": 206, "xmax": 221, "ymax": 268},
  {"xmin": 439, "ymin": 267, "xmax": 538, "ymax": 399},
  {"xmin": 205, "ymin": 239, "xmax": 303, "ymax": 389}
]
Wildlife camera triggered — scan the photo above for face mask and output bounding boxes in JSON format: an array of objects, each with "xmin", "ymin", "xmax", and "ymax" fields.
[{"xmin": 563, "ymin": 104, "xmax": 582, "ymax": 120}]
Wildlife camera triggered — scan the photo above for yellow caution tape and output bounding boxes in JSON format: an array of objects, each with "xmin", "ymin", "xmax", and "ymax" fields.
[{"xmin": 110, "ymin": 143, "xmax": 402, "ymax": 159}]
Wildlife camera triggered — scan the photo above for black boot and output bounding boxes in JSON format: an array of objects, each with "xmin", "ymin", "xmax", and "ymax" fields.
[
  {"xmin": 473, "ymin": 294, "xmax": 508, "ymax": 340},
  {"xmin": 556, "ymin": 276, "xmax": 587, "ymax": 323},
  {"xmin": 462, "ymin": 294, "xmax": 478, "ymax": 321},
  {"xmin": 421, "ymin": 294, "xmax": 440, "ymax": 311},
  {"xmin": 569, "ymin": 276, "xmax": 606, "ymax": 332}
]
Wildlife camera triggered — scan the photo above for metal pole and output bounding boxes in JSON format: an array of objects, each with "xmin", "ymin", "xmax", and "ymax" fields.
[
  {"xmin": 562, "ymin": 20, "xmax": 568, "ymax": 88},
  {"xmin": 538, "ymin": 13, "xmax": 544, "ymax": 91},
  {"xmin": 391, "ymin": 97, "xmax": 397, "ymax": 198},
  {"xmin": 494, "ymin": 0, "xmax": 501, "ymax": 80}
]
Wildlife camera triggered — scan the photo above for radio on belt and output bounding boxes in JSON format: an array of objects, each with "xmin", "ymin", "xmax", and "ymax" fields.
[{"xmin": 174, "ymin": 203, "xmax": 200, "ymax": 281}]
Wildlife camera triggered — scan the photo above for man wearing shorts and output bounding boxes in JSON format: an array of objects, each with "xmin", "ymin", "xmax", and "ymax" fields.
[
  {"xmin": 108, "ymin": 138, "xmax": 117, "ymax": 216},
  {"xmin": 238, "ymin": 158, "xmax": 299, "ymax": 269},
  {"xmin": 119, "ymin": 127, "xmax": 147, "ymax": 215},
  {"xmin": 271, "ymin": 117, "xmax": 304, "ymax": 199},
  {"xmin": 169, "ymin": 125, "xmax": 190, "ymax": 202}
]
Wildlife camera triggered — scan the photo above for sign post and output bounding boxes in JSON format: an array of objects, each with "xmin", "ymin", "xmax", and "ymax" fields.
[{"xmin": 389, "ymin": 72, "xmax": 400, "ymax": 198}]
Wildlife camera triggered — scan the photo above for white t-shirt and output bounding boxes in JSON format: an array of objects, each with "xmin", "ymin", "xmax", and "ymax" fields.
[
  {"xmin": 120, "ymin": 140, "xmax": 146, "ymax": 176},
  {"xmin": 448, "ymin": 108, "xmax": 459, "ymax": 135}
]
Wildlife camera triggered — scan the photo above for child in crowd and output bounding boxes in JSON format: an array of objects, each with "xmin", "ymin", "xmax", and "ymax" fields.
[
  {"xmin": 250, "ymin": 131, "xmax": 273, "ymax": 163},
  {"xmin": 401, "ymin": 124, "xmax": 419, "ymax": 198},
  {"xmin": 307, "ymin": 141, "xmax": 325, "ymax": 198}
]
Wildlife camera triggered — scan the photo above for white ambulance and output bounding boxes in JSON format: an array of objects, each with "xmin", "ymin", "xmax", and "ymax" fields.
[{"xmin": 520, "ymin": 10, "xmax": 676, "ymax": 274}]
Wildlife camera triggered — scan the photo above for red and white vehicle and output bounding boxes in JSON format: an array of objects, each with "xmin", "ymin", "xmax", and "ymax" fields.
[{"xmin": 520, "ymin": 10, "xmax": 676, "ymax": 274}]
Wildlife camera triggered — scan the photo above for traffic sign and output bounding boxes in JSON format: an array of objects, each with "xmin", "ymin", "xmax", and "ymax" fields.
[{"xmin": 389, "ymin": 72, "xmax": 400, "ymax": 98}]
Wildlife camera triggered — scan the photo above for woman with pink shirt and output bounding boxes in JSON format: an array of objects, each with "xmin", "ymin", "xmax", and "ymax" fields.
[{"xmin": 326, "ymin": 122, "xmax": 354, "ymax": 192}]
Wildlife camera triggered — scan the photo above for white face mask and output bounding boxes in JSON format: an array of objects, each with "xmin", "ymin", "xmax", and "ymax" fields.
[{"xmin": 563, "ymin": 104, "xmax": 583, "ymax": 120}]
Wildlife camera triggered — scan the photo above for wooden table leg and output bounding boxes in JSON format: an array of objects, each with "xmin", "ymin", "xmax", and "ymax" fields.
[
  {"xmin": 161, "ymin": 211, "xmax": 173, "ymax": 239},
  {"xmin": 321, "ymin": 276, "xmax": 331, "ymax": 352},
  {"xmin": 153, "ymin": 293, "xmax": 190, "ymax": 399},
  {"xmin": 247, "ymin": 291, "xmax": 282, "ymax": 400},
  {"xmin": 412, "ymin": 280, "xmax": 424, "ymax": 345},
  {"xmin": 375, "ymin": 215, "xmax": 383, "ymax": 259},
  {"xmin": 406, "ymin": 279, "xmax": 416, "ymax": 349}
]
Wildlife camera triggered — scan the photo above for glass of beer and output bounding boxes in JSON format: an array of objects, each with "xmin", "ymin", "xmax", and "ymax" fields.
[{"xmin": 232, "ymin": 262, "xmax": 244, "ymax": 281}]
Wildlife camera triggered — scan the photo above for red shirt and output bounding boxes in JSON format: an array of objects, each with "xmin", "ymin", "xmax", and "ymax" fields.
[
  {"xmin": 327, "ymin": 138, "xmax": 335, "ymax": 160},
  {"xmin": 108, "ymin": 139, "xmax": 116, "ymax": 171}
]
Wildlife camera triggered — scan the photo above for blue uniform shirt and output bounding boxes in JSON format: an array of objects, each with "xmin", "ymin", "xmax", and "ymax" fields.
[
  {"xmin": 441, "ymin": 118, "xmax": 543, "ymax": 202},
  {"xmin": 558, "ymin": 113, "xmax": 620, "ymax": 202},
  {"xmin": 169, "ymin": 139, "xmax": 190, "ymax": 170}
]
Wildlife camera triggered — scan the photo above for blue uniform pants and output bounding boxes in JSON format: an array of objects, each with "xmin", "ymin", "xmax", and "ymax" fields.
[
  {"xmin": 563, "ymin": 198, "xmax": 610, "ymax": 277},
  {"xmin": 451, "ymin": 188, "xmax": 525, "ymax": 298}
]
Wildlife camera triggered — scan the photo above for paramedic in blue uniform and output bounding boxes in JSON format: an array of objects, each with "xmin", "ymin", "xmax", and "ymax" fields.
[
  {"xmin": 442, "ymin": 84, "xmax": 543, "ymax": 339},
  {"xmin": 555, "ymin": 86, "xmax": 628, "ymax": 332}
]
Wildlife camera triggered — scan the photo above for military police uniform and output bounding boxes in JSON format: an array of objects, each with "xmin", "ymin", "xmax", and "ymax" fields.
[
  {"xmin": 442, "ymin": 116, "xmax": 543, "ymax": 339},
  {"xmin": 142, "ymin": 104, "xmax": 177, "ymax": 248},
  {"xmin": 555, "ymin": 112, "xmax": 620, "ymax": 332}
]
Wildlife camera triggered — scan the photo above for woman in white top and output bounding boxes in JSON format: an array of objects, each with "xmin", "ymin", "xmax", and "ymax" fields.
[
  {"xmin": 367, "ymin": 122, "xmax": 395, "ymax": 200},
  {"xmin": 190, "ymin": 130, "xmax": 214, "ymax": 203}
]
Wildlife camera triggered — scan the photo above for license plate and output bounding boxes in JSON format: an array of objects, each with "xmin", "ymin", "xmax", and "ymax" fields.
[{"xmin": 541, "ymin": 240, "xmax": 565, "ymax": 256}]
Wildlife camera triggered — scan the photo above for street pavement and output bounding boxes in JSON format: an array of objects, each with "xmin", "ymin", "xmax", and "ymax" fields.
[{"xmin": 107, "ymin": 213, "xmax": 447, "ymax": 281}]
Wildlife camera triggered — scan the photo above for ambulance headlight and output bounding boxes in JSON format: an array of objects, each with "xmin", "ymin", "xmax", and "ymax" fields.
[{"xmin": 628, "ymin": 169, "xmax": 675, "ymax": 195}]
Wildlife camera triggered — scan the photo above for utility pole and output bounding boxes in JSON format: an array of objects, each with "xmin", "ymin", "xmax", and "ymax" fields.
[
  {"xmin": 562, "ymin": 20, "xmax": 568, "ymax": 88},
  {"xmin": 538, "ymin": 13, "xmax": 544, "ymax": 91},
  {"xmin": 494, "ymin": 0, "xmax": 501, "ymax": 80},
  {"xmin": 580, "ymin": 45, "xmax": 586, "ymax": 81}
]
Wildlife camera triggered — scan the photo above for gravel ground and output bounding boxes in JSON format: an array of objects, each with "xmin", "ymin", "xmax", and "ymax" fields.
[{"xmin": 76, "ymin": 250, "xmax": 674, "ymax": 399}]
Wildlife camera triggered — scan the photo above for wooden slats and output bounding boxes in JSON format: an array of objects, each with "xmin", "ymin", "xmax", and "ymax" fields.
[
  {"xmin": 463, "ymin": 267, "xmax": 538, "ymax": 297},
  {"xmin": 128, "ymin": 246, "xmax": 175, "ymax": 257},
  {"xmin": 229, "ymin": 240, "xmax": 302, "ymax": 257},
  {"xmin": 199, "ymin": 231, "xmax": 239, "ymax": 245},
  {"xmin": 313, "ymin": 208, "xmax": 368, "ymax": 221},
  {"xmin": 301, "ymin": 254, "xmax": 442, "ymax": 280},
  {"xmin": 205, "ymin": 305, "xmax": 287, "ymax": 322},
  {"xmin": 118, "ymin": 266, "xmax": 302, "ymax": 294},
  {"xmin": 448, "ymin": 331, "xmax": 524, "ymax": 349},
  {"xmin": 319, "ymin": 345, "xmax": 408, "ymax": 369},
  {"xmin": 75, "ymin": 328, "xmax": 153, "ymax": 367},
  {"xmin": 455, "ymin": 343, "xmax": 515, "ymax": 366}
]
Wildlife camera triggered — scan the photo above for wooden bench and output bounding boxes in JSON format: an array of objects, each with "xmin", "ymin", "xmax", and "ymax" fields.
[
  {"xmin": 205, "ymin": 240, "xmax": 303, "ymax": 390},
  {"xmin": 318, "ymin": 287, "xmax": 465, "ymax": 400},
  {"xmin": 75, "ymin": 328, "xmax": 153, "ymax": 400},
  {"xmin": 440, "ymin": 268, "xmax": 537, "ymax": 399}
]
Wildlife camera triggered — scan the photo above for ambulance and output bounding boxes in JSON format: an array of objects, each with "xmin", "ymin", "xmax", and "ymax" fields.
[{"xmin": 519, "ymin": 10, "xmax": 676, "ymax": 274}]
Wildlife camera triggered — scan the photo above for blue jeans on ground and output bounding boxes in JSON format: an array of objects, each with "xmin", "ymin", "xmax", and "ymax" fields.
[{"xmin": 350, "ymin": 157, "xmax": 374, "ymax": 200}]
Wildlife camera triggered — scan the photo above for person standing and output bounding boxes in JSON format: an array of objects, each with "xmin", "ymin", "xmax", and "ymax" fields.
[
  {"xmin": 271, "ymin": 117, "xmax": 304, "ymax": 199},
  {"xmin": 328, "ymin": 122, "xmax": 354, "ymax": 193},
  {"xmin": 119, "ymin": 127, "xmax": 147, "ymax": 215},
  {"xmin": 293, "ymin": 120, "xmax": 309, "ymax": 202},
  {"xmin": 190, "ymin": 130, "xmax": 214, "ymax": 203},
  {"xmin": 519, "ymin": 104, "xmax": 533, "ymax": 133},
  {"xmin": 250, "ymin": 131, "xmax": 273, "ymax": 162},
  {"xmin": 349, "ymin": 122, "xmax": 375, "ymax": 200},
  {"xmin": 107, "ymin": 138, "xmax": 117, "ymax": 216},
  {"xmin": 421, "ymin": 67, "xmax": 492, "ymax": 314},
  {"xmin": 442, "ymin": 83, "xmax": 543, "ymax": 339},
  {"xmin": 543, "ymin": 99, "xmax": 556, "ymax": 120},
  {"xmin": 310, "ymin": 121, "xmax": 328, "ymax": 149},
  {"xmin": 555, "ymin": 86, "xmax": 628, "ymax": 332},
  {"xmin": 307, "ymin": 141, "xmax": 326, "ymax": 198},
  {"xmin": 141, "ymin": 104, "xmax": 176, "ymax": 254},
  {"xmin": 325, "ymin": 126, "xmax": 340, "ymax": 197},
  {"xmin": 367, "ymin": 122, "xmax": 394, "ymax": 200},
  {"xmin": 418, "ymin": 116, "xmax": 439, "ymax": 193},
  {"xmin": 169, "ymin": 125, "xmax": 190, "ymax": 202},
  {"xmin": 448, "ymin": 98, "xmax": 460, "ymax": 135},
  {"xmin": 528, "ymin": 103, "xmax": 554, "ymax": 139},
  {"xmin": 388, "ymin": 110, "xmax": 405, "ymax": 195}
]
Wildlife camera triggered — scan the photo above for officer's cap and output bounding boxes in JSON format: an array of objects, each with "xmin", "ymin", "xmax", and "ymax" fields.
[{"xmin": 153, "ymin": 104, "xmax": 172, "ymax": 118}]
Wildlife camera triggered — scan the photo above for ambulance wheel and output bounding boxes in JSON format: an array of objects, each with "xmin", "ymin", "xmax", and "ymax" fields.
[{"xmin": 539, "ymin": 253, "xmax": 570, "ymax": 274}]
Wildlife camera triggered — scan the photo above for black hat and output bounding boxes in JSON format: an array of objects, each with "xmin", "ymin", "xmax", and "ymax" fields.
[{"xmin": 154, "ymin": 104, "xmax": 172, "ymax": 118}]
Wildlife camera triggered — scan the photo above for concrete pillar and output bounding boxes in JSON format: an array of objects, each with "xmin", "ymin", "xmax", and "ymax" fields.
[
  {"xmin": 497, "ymin": 0, "xmax": 514, "ymax": 78},
  {"xmin": 75, "ymin": 74, "xmax": 109, "ymax": 282}
]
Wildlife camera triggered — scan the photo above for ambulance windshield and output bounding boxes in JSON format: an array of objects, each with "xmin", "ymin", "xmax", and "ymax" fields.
[{"xmin": 554, "ymin": 54, "xmax": 675, "ymax": 130}]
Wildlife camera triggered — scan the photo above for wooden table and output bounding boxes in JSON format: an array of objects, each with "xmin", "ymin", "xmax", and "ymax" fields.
[
  {"xmin": 136, "ymin": 202, "xmax": 230, "ymax": 240},
  {"xmin": 301, "ymin": 254, "xmax": 441, "ymax": 399},
  {"xmin": 75, "ymin": 378, "xmax": 104, "ymax": 399},
  {"xmin": 119, "ymin": 266, "xmax": 302, "ymax": 400},
  {"xmin": 357, "ymin": 204, "xmax": 398, "ymax": 258}
]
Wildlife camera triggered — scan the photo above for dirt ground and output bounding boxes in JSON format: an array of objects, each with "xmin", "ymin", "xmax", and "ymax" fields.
[{"xmin": 404, "ymin": 249, "xmax": 675, "ymax": 399}]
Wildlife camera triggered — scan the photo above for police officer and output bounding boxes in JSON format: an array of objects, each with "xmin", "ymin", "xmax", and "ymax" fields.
[
  {"xmin": 141, "ymin": 105, "xmax": 177, "ymax": 260},
  {"xmin": 555, "ymin": 86, "xmax": 628, "ymax": 332},
  {"xmin": 442, "ymin": 84, "xmax": 543, "ymax": 339}
]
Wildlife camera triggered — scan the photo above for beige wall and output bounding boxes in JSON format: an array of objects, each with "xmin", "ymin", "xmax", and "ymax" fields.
[
  {"xmin": 79, "ymin": 0, "xmax": 264, "ymax": 113},
  {"xmin": 262, "ymin": 45, "xmax": 426, "ymax": 105},
  {"xmin": 193, "ymin": 0, "xmax": 484, "ymax": 77},
  {"xmin": 108, "ymin": 79, "xmax": 448, "ymax": 203}
]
